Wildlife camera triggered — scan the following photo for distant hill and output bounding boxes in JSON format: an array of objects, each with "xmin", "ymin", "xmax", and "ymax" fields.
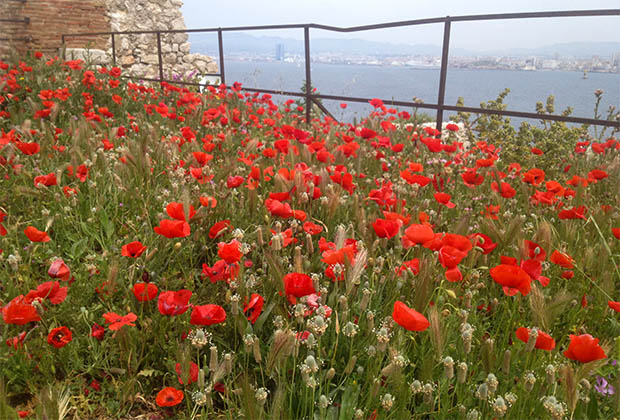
[{"xmin": 189, "ymin": 32, "xmax": 620, "ymax": 58}]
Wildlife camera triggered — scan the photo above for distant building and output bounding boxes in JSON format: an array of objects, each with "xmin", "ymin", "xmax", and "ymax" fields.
[{"xmin": 275, "ymin": 43, "xmax": 285, "ymax": 61}]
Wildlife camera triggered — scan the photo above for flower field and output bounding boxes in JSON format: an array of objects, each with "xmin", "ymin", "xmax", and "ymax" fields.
[{"xmin": 1, "ymin": 53, "xmax": 619, "ymax": 419}]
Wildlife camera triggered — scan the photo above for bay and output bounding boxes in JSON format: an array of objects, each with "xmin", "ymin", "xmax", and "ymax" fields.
[{"xmin": 224, "ymin": 60, "xmax": 619, "ymax": 128}]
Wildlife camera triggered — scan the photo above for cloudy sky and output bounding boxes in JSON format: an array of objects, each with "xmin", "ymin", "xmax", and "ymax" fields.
[{"xmin": 181, "ymin": 0, "xmax": 619, "ymax": 50}]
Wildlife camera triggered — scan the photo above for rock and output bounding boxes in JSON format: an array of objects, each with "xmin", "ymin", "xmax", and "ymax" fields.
[
  {"xmin": 119, "ymin": 55, "xmax": 135, "ymax": 66},
  {"xmin": 142, "ymin": 54, "xmax": 159, "ymax": 65}
]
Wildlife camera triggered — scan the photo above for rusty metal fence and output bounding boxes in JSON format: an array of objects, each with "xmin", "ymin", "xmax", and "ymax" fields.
[{"xmin": 62, "ymin": 9, "xmax": 620, "ymax": 130}]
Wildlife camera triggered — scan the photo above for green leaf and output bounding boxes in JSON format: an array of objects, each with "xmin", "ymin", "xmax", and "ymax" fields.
[
  {"xmin": 99, "ymin": 209, "xmax": 115, "ymax": 240},
  {"xmin": 69, "ymin": 237, "xmax": 88, "ymax": 259},
  {"xmin": 338, "ymin": 383, "xmax": 359, "ymax": 420}
]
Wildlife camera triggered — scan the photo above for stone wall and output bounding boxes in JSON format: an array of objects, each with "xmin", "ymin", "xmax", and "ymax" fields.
[
  {"xmin": 0, "ymin": 0, "xmax": 217, "ymax": 80},
  {"xmin": 105, "ymin": 0, "xmax": 217, "ymax": 79}
]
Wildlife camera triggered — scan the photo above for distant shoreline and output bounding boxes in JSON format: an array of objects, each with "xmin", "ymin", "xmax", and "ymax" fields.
[{"xmin": 221, "ymin": 57, "xmax": 620, "ymax": 74}]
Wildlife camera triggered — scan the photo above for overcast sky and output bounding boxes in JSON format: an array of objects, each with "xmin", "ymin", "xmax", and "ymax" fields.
[{"xmin": 181, "ymin": 0, "xmax": 619, "ymax": 50}]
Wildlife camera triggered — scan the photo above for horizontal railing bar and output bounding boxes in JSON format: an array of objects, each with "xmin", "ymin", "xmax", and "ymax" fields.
[
  {"xmin": 61, "ymin": 9, "xmax": 619, "ymax": 38},
  {"xmin": 451, "ymin": 9, "xmax": 620, "ymax": 22},
  {"xmin": 76, "ymin": 73, "xmax": 620, "ymax": 127},
  {"xmin": 0, "ymin": 37, "xmax": 30, "ymax": 41},
  {"xmin": 441, "ymin": 105, "xmax": 620, "ymax": 127}
]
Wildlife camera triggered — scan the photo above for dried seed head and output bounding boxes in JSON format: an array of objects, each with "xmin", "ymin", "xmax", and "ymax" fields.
[
  {"xmin": 255, "ymin": 387, "xmax": 269, "ymax": 405},
  {"xmin": 466, "ymin": 409, "xmax": 480, "ymax": 420},
  {"xmin": 343, "ymin": 321, "xmax": 359, "ymax": 338},
  {"xmin": 523, "ymin": 372, "xmax": 537, "ymax": 392},
  {"xmin": 525, "ymin": 328, "xmax": 539, "ymax": 352},
  {"xmin": 318, "ymin": 394, "xmax": 331, "ymax": 409},
  {"xmin": 492, "ymin": 396, "xmax": 508, "ymax": 418},
  {"xmin": 457, "ymin": 362, "xmax": 468, "ymax": 384},
  {"xmin": 410, "ymin": 379, "xmax": 423, "ymax": 394},
  {"xmin": 504, "ymin": 392, "xmax": 517, "ymax": 406},
  {"xmin": 541, "ymin": 396, "xmax": 567, "ymax": 420},
  {"xmin": 443, "ymin": 356, "xmax": 454, "ymax": 379},
  {"xmin": 475, "ymin": 383, "xmax": 488, "ymax": 400},
  {"xmin": 545, "ymin": 364, "xmax": 556, "ymax": 385},
  {"xmin": 486, "ymin": 373, "xmax": 499, "ymax": 395},
  {"xmin": 380, "ymin": 393, "xmax": 394, "ymax": 411}
]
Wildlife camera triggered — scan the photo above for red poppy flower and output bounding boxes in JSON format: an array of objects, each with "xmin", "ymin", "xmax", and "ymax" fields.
[
  {"xmin": 26, "ymin": 281, "xmax": 68, "ymax": 305},
  {"xmin": 202, "ymin": 260, "xmax": 239, "ymax": 283},
  {"xmin": 434, "ymin": 192, "xmax": 455, "ymax": 208},
  {"xmin": 6, "ymin": 331, "xmax": 27, "ymax": 350},
  {"xmin": 190, "ymin": 304, "xmax": 227, "ymax": 326},
  {"xmin": 438, "ymin": 246, "xmax": 468, "ymax": 269},
  {"xmin": 47, "ymin": 326, "xmax": 72, "ymax": 348},
  {"xmin": 34, "ymin": 173, "xmax": 57, "ymax": 187},
  {"xmin": 563, "ymin": 334, "xmax": 607, "ymax": 363},
  {"xmin": 0, "ymin": 211, "xmax": 6, "ymax": 236},
  {"xmin": 558, "ymin": 206, "xmax": 587, "ymax": 220},
  {"xmin": 158, "ymin": 290, "xmax": 192, "ymax": 316},
  {"xmin": 48, "ymin": 258, "xmax": 70, "ymax": 281},
  {"xmin": 608, "ymin": 301, "xmax": 620, "ymax": 312},
  {"xmin": 156, "ymin": 387, "xmax": 184, "ymax": 407},
  {"xmin": 522, "ymin": 168, "xmax": 545, "ymax": 186},
  {"xmin": 469, "ymin": 233, "xmax": 497, "ymax": 255},
  {"xmin": 359, "ymin": 127, "xmax": 377, "ymax": 139},
  {"xmin": 209, "ymin": 220, "xmax": 231, "ymax": 239},
  {"xmin": 91, "ymin": 323, "xmax": 105, "ymax": 341},
  {"xmin": 611, "ymin": 228, "xmax": 620, "ymax": 240},
  {"xmin": 226, "ymin": 175, "xmax": 244, "ymax": 188},
  {"xmin": 515, "ymin": 327, "xmax": 555, "ymax": 350},
  {"xmin": 153, "ymin": 219, "xmax": 190, "ymax": 238},
  {"xmin": 175, "ymin": 362, "xmax": 199, "ymax": 385},
  {"xmin": 265, "ymin": 198, "xmax": 293, "ymax": 218},
  {"xmin": 166, "ymin": 202, "xmax": 196, "ymax": 221},
  {"xmin": 489, "ymin": 264, "xmax": 532, "ymax": 296},
  {"xmin": 121, "ymin": 241, "xmax": 147, "ymax": 258},
  {"xmin": 2, "ymin": 296, "xmax": 41, "ymax": 325},
  {"xmin": 244, "ymin": 293, "xmax": 264, "ymax": 324},
  {"xmin": 403, "ymin": 223, "xmax": 435, "ymax": 247},
  {"xmin": 133, "ymin": 283, "xmax": 159, "ymax": 302},
  {"xmin": 24, "ymin": 226, "xmax": 51, "ymax": 242},
  {"xmin": 283, "ymin": 273, "xmax": 316, "ymax": 298},
  {"xmin": 218, "ymin": 239, "xmax": 242, "ymax": 264},
  {"xmin": 524, "ymin": 240, "xmax": 546, "ymax": 261},
  {"xmin": 303, "ymin": 221, "xmax": 323, "ymax": 235},
  {"xmin": 103, "ymin": 312, "xmax": 137, "ymax": 330},
  {"xmin": 550, "ymin": 250, "xmax": 574, "ymax": 269},
  {"xmin": 372, "ymin": 218, "xmax": 400, "ymax": 239},
  {"xmin": 392, "ymin": 301, "xmax": 430, "ymax": 331}
]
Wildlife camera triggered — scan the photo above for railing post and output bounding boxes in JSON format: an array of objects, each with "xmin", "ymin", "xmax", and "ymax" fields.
[
  {"xmin": 156, "ymin": 31, "xmax": 164, "ymax": 82},
  {"xmin": 218, "ymin": 29, "xmax": 226, "ymax": 84},
  {"xmin": 436, "ymin": 17, "xmax": 451, "ymax": 133},
  {"xmin": 304, "ymin": 25, "xmax": 311, "ymax": 124},
  {"xmin": 111, "ymin": 33, "xmax": 116, "ymax": 67}
]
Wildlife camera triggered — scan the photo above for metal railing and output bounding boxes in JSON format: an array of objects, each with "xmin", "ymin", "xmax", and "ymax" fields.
[{"xmin": 62, "ymin": 9, "xmax": 620, "ymax": 130}]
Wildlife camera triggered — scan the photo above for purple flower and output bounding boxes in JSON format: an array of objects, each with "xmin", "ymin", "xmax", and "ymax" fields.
[{"xmin": 594, "ymin": 376, "xmax": 615, "ymax": 396}]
